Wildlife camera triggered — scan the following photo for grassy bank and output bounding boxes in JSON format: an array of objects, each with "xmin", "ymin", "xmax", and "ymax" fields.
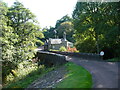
[{"xmin": 55, "ymin": 62, "xmax": 93, "ymax": 88}]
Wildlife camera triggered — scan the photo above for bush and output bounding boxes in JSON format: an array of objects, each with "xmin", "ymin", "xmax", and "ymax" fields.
[
  {"xmin": 4, "ymin": 60, "xmax": 38, "ymax": 84},
  {"xmin": 67, "ymin": 47, "xmax": 79, "ymax": 52},
  {"xmin": 59, "ymin": 46, "xmax": 67, "ymax": 52}
]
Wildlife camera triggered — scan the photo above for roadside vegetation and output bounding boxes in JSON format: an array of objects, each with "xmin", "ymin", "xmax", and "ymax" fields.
[
  {"xmin": 0, "ymin": 1, "xmax": 44, "ymax": 85},
  {"xmin": 59, "ymin": 46, "xmax": 67, "ymax": 52},
  {"xmin": 106, "ymin": 58, "xmax": 120, "ymax": 62},
  {"xmin": 55, "ymin": 62, "xmax": 92, "ymax": 88},
  {"xmin": 50, "ymin": 46, "xmax": 78, "ymax": 52},
  {"xmin": 3, "ymin": 61, "xmax": 93, "ymax": 88},
  {"xmin": 43, "ymin": 2, "xmax": 120, "ymax": 60},
  {"xmin": 1, "ymin": 0, "xmax": 119, "ymax": 89},
  {"xmin": 3, "ymin": 60, "xmax": 55, "ymax": 88}
]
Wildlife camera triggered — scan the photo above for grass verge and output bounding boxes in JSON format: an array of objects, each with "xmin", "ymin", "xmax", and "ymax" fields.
[
  {"xmin": 55, "ymin": 62, "xmax": 93, "ymax": 88},
  {"xmin": 106, "ymin": 57, "xmax": 120, "ymax": 62}
]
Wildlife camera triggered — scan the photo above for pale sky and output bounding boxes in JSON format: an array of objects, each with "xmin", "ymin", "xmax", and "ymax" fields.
[{"xmin": 3, "ymin": 0, "xmax": 77, "ymax": 28}]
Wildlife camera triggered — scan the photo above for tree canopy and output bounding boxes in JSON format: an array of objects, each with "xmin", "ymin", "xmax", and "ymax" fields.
[
  {"xmin": 72, "ymin": 2, "xmax": 120, "ymax": 58},
  {"xmin": 0, "ymin": 1, "xmax": 44, "ymax": 82},
  {"xmin": 43, "ymin": 15, "xmax": 75, "ymax": 42}
]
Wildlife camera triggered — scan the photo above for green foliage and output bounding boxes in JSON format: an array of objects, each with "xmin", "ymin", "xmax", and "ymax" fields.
[
  {"xmin": 57, "ymin": 21, "xmax": 75, "ymax": 42},
  {"xmin": 42, "ymin": 26, "xmax": 55, "ymax": 40},
  {"xmin": 55, "ymin": 62, "xmax": 92, "ymax": 88},
  {"xmin": 106, "ymin": 58, "xmax": 120, "ymax": 62},
  {"xmin": 73, "ymin": 2, "xmax": 120, "ymax": 56},
  {"xmin": 55, "ymin": 15, "xmax": 72, "ymax": 29},
  {"xmin": 42, "ymin": 15, "xmax": 75, "ymax": 43},
  {"xmin": 4, "ymin": 61, "xmax": 54, "ymax": 88},
  {"xmin": 5, "ymin": 61, "xmax": 38, "ymax": 84},
  {"xmin": 59, "ymin": 46, "xmax": 67, "ymax": 52},
  {"xmin": 0, "ymin": 1, "xmax": 44, "ymax": 83}
]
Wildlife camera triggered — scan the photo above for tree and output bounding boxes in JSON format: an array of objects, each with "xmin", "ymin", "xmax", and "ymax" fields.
[
  {"xmin": 57, "ymin": 21, "xmax": 74, "ymax": 42},
  {"xmin": 0, "ymin": 1, "xmax": 44, "ymax": 83},
  {"xmin": 55, "ymin": 15, "xmax": 72, "ymax": 29},
  {"xmin": 73, "ymin": 2, "xmax": 104, "ymax": 53},
  {"xmin": 0, "ymin": 1, "xmax": 17, "ymax": 83},
  {"xmin": 43, "ymin": 15, "xmax": 75, "ymax": 43},
  {"xmin": 55, "ymin": 15, "xmax": 75, "ymax": 42},
  {"xmin": 7, "ymin": 1, "xmax": 44, "ymax": 61},
  {"xmin": 72, "ymin": 2, "xmax": 120, "ymax": 56},
  {"xmin": 42, "ymin": 26, "xmax": 55, "ymax": 40}
]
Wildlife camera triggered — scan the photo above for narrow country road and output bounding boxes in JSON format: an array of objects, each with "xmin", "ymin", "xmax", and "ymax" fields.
[{"xmin": 66, "ymin": 56, "xmax": 120, "ymax": 88}]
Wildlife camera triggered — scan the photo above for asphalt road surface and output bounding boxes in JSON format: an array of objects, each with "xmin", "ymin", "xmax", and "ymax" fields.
[{"xmin": 66, "ymin": 56, "xmax": 120, "ymax": 88}]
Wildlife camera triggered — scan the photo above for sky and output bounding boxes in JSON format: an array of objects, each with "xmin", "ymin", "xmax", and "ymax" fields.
[{"xmin": 3, "ymin": 0, "xmax": 78, "ymax": 28}]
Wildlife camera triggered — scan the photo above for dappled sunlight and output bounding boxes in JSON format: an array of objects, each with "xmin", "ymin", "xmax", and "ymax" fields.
[{"xmin": 6, "ymin": 61, "xmax": 39, "ymax": 84}]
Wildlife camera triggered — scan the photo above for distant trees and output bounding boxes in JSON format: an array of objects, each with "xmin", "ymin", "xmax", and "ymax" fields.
[
  {"xmin": 0, "ymin": 1, "xmax": 44, "ymax": 83},
  {"xmin": 43, "ymin": 15, "xmax": 75, "ymax": 43},
  {"xmin": 72, "ymin": 2, "xmax": 120, "ymax": 58},
  {"xmin": 42, "ymin": 26, "xmax": 55, "ymax": 40}
]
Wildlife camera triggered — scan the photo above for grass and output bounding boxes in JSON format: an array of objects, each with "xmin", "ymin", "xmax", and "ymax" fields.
[
  {"xmin": 106, "ymin": 57, "xmax": 120, "ymax": 62},
  {"xmin": 3, "ymin": 61, "xmax": 55, "ymax": 88},
  {"xmin": 4, "ymin": 61, "xmax": 93, "ymax": 88},
  {"xmin": 55, "ymin": 62, "xmax": 93, "ymax": 88},
  {"xmin": 4, "ymin": 67, "xmax": 54, "ymax": 88}
]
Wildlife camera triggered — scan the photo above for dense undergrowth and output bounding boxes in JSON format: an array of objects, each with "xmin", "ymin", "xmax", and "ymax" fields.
[{"xmin": 3, "ymin": 61, "xmax": 54, "ymax": 88}]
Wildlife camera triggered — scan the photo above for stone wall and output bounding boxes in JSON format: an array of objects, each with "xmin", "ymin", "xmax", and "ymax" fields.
[
  {"xmin": 36, "ymin": 51, "xmax": 67, "ymax": 67},
  {"xmin": 49, "ymin": 51, "xmax": 102, "ymax": 61}
]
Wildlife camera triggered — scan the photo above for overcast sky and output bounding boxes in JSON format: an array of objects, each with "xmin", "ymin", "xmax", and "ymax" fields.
[{"xmin": 3, "ymin": 0, "xmax": 77, "ymax": 28}]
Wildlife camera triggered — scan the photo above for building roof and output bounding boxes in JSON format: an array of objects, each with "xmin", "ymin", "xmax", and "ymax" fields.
[{"xmin": 49, "ymin": 39, "xmax": 62, "ymax": 44}]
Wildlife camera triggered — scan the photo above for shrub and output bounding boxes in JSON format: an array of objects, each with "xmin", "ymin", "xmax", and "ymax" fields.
[
  {"xmin": 59, "ymin": 46, "xmax": 67, "ymax": 52},
  {"xmin": 67, "ymin": 47, "xmax": 78, "ymax": 52}
]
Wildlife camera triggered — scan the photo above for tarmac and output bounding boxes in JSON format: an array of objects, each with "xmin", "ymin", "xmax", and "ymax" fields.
[{"xmin": 66, "ymin": 56, "xmax": 120, "ymax": 88}]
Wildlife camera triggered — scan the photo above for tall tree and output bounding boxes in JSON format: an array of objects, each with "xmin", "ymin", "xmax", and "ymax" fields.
[
  {"xmin": 57, "ymin": 21, "xmax": 74, "ymax": 42},
  {"xmin": 55, "ymin": 15, "xmax": 75, "ymax": 42},
  {"xmin": 55, "ymin": 15, "xmax": 72, "ymax": 29},
  {"xmin": 0, "ymin": 1, "xmax": 17, "ymax": 83},
  {"xmin": 0, "ymin": 1, "xmax": 44, "ymax": 83},
  {"xmin": 43, "ymin": 15, "xmax": 75, "ymax": 43},
  {"xmin": 7, "ymin": 1, "xmax": 44, "ymax": 61},
  {"xmin": 73, "ymin": 2, "xmax": 120, "ymax": 56}
]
